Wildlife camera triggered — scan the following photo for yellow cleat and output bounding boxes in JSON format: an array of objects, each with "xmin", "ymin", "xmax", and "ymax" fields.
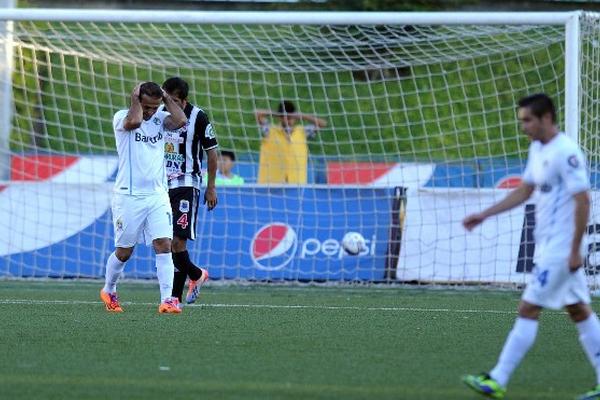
[
  {"xmin": 100, "ymin": 289, "xmax": 124, "ymax": 313},
  {"xmin": 159, "ymin": 297, "xmax": 182, "ymax": 314}
]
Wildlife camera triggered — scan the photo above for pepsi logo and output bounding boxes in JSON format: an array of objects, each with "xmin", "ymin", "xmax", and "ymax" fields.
[{"xmin": 250, "ymin": 223, "xmax": 298, "ymax": 271}]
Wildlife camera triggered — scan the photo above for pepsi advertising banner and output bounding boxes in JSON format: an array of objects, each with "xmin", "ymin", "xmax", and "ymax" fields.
[
  {"xmin": 194, "ymin": 187, "xmax": 395, "ymax": 281},
  {"xmin": 0, "ymin": 186, "xmax": 395, "ymax": 281}
]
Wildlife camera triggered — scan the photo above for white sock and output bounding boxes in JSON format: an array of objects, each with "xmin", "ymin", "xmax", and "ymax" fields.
[
  {"xmin": 577, "ymin": 313, "xmax": 600, "ymax": 385},
  {"xmin": 490, "ymin": 317, "xmax": 538, "ymax": 387},
  {"xmin": 155, "ymin": 253, "xmax": 174, "ymax": 302},
  {"xmin": 103, "ymin": 252, "xmax": 125, "ymax": 293}
]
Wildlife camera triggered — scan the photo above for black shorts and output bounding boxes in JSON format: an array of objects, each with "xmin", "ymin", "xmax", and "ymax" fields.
[{"xmin": 169, "ymin": 187, "xmax": 200, "ymax": 240}]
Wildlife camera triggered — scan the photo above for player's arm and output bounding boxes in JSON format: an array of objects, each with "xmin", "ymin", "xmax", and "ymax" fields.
[
  {"xmin": 198, "ymin": 113, "xmax": 219, "ymax": 210},
  {"xmin": 162, "ymin": 90, "xmax": 187, "ymax": 131},
  {"xmin": 122, "ymin": 83, "xmax": 143, "ymax": 131},
  {"xmin": 570, "ymin": 191, "xmax": 590, "ymax": 271},
  {"xmin": 463, "ymin": 183, "xmax": 534, "ymax": 231},
  {"xmin": 204, "ymin": 148, "xmax": 218, "ymax": 211},
  {"xmin": 562, "ymin": 149, "xmax": 592, "ymax": 271}
]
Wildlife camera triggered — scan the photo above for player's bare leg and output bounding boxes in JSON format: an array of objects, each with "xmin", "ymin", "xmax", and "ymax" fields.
[
  {"xmin": 463, "ymin": 300, "xmax": 541, "ymax": 398},
  {"xmin": 153, "ymin": 238, "xmax": 181, "ymax": 313},
  {"xmin": 100, "ymin": 246, "xmax": 132, "ymax": 312},
  {"xmin": 172, "ymin": 235, "xmax": 208, "ymax": 304},
  {"xmin": 568, "ymin": 303, "xmax": 600, "ymax": 399}
]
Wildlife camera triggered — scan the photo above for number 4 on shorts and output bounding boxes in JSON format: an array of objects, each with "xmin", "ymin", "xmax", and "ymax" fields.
[
  {"xmin": 177, "ymin": 213, "xmax": 189, "ymax": 229},
  {"xmin": 537, "ymin": 270, "xmax": 549, "ymax": 287}
]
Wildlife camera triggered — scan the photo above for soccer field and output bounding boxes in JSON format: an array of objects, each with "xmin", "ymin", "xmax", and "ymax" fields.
[{"xmin": 0, "ymin": 281, "xmax": 594, "ymax": 399}]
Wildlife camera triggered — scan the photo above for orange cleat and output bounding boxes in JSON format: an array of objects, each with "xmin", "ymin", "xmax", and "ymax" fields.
[
  {"xmin": 186, "ymin": 268, "xmax": 209, "ymax": 304},
  {"xmin": 100, "ymin": 289, "xmax": 123, "ymax": 313},
  {"xmin": 158, "ymin": 297, "xmax": 182, "ymax": 314}
]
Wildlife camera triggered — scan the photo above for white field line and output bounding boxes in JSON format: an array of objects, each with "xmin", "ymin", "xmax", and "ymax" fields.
[{"xmin": 0, "ymin": 298, "xmax": 538, "ymax": 315}]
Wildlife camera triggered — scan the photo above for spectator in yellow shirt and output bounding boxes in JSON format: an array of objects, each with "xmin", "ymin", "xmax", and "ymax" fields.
[{"xmin": 255, "ymin": 100, "xmax": 327, "ymax": 184}]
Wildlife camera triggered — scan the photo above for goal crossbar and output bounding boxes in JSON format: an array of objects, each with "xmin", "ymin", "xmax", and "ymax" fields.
[{"xmin": 0, "ymin": 9, "xmax": 579, "ymax": 25}]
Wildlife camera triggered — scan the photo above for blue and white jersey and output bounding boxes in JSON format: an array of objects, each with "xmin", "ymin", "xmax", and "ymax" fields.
[
  {"xmin": 113, "ymin": 109, "xmax": 171, "ymax": 196},
  {"xmin": 522, "ymin": 132, "xmax": 590, "ymax": 260}
]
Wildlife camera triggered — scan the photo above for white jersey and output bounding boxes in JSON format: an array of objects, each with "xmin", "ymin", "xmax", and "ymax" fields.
[
  {"xmin": 113, "ymin": 109, "xmax": 171, "ymax": 195},
  {"xmin": 522, "ymin": 132, "xmax": 590, "ymax": 261}
]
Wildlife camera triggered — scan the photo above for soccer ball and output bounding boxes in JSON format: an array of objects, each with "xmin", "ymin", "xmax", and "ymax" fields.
[{"xmin": 342, "ymin": 232, "xmax": 367, "ymax": 256}]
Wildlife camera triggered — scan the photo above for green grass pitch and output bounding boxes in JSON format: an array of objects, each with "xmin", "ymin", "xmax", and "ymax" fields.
[{"xmin": 0, "ymin": 281, "xmax": 595, "ymax": 399}]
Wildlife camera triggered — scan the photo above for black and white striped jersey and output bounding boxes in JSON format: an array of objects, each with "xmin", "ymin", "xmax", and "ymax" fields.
[{"xmin": 162, "ymin": 103, "xmax": 218, "ymax": 189}]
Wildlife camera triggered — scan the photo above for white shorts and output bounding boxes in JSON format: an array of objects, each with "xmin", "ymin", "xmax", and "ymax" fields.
[
  {"xmin": 522, "ymin": 260, "xmax": 591, "ymax": 310},
  {"xmin": 111, "ymin": 192, "xmax": 173, "ymax": 248}
]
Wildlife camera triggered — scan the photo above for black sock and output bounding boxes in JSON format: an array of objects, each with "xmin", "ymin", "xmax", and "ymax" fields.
[
  {"xmin": 188, "ymin": 263, "xmax": 203, "ymax": 281},
  {"xmin": 172, "ymin": 252, "xmax": 190, "ymax": 301},
  {"xmin": 176, "ymin": 250, "xmax": 203, "ymax": 281}
]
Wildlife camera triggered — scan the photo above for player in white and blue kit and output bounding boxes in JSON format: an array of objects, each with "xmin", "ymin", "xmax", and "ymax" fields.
[
  {"xmin": 100, "ymin": 82, "xmax": 187, "ymax": 314},
  {"xmin": 462, "ymin": 94, "xmax": 600, "ymax": 400}
]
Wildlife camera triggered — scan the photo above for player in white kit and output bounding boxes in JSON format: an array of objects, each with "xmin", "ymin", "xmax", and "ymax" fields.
[
  {"xmin": 100, "ymin": 81, "xmax": 187, "ymax": 314},
  {"xmin": 462, "ymin": 94, "xmax": 600, "ymax": 399}
]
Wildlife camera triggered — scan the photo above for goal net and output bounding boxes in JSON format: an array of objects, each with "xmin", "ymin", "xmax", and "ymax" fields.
[{"xmin": 0, "ymin": 10, "xmax": 595, "ymax": 286}]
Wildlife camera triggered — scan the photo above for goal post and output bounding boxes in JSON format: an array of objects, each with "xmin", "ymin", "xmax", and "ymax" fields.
[
  {"xmin": 0, "ymin": 0, "xmax": 15, "ymax": 180},
  {"xmin": 0, "ymin": 9, "xmax": 594, "ymax": 285},
  {"xmin": 566, "ymin": 11, "xmax": 582, "ymax": 142}
]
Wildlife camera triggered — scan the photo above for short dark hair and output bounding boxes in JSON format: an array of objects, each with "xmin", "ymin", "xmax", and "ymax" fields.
[
  {"xmin": 518, "ymin": 93, "xmax": 556, "ymax": 123},
  {"xmin": 139, "ymin": 82, "xmax": 163, "ymax": 100},
  {"xmin": 277, "ymin": 100, "xmax": 295, "ymax": 115},
  {"xmin": 220, "ymin": 150, "xmax": 236, "ymax": 162},
  {"xmin": 162, "ymin": 77, "xmax": 189, "ymax": 101}
]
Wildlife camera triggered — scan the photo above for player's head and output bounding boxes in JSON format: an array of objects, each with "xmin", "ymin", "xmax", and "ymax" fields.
[
  {"xmin": 139, "ymin": 82, "xmax": 163, "ymax": 121},
  {"xmin": 277, "ymin": 100, "xmax": 297, "ymax": 127},
  {"xmin": 162, "ymin": 77, "xmax": 189, "ymax": 110},
  {"xmin": 219, "ymin": 150, "xmax": 236, "ymax": 175},
  {"xmin": 517, "ymin": 93, "xmax": 557, "ymax": 141}
]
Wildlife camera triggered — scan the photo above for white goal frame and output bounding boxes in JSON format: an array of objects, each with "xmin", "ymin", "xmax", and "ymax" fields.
[{"xmin": 0, "ymin": 9, "xmax": 584, "ymax": 170}]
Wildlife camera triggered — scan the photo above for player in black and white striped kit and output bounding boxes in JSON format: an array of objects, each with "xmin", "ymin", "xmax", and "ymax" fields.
[{"xmin": 161, "ymin": 77, "xmax": 218, "ymax": 304}]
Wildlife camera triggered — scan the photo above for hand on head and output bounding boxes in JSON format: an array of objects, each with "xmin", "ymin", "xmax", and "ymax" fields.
[{"xmin": 132, "ymin": 82, "xmax": 145, "ymax": 100}]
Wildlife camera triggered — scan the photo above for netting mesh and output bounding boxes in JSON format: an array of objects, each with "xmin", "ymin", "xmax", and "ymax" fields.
[
  {"xmin": 0, "ymin": 14, "xmax": 587, "ymax": 285},
  {"xmin": 11, "ymin": 22, "xmax": 566, "ymax": 159},
  {"xmin": 14, "ymin": 23, "xmax": 567, "ymax": 69}
]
